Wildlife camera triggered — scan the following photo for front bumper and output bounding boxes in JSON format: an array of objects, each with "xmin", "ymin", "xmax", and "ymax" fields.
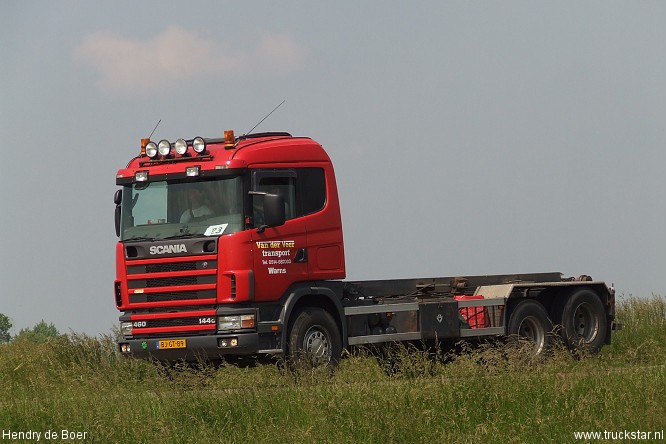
[{"xmin": 118, "ymin": 332, "xmax": 265, "ymax": 361}]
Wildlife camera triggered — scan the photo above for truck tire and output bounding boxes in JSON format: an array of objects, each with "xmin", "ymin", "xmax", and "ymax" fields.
[
  {"xmin": 556, "ymin": 289, "xmax": 607, "ymax": 354},
  {"xmin": 287, "ymin": 307, "xmax": 342, "ymax": 369},
  {"xmin": 507, "ymin": 300, "xmax": 553, "ymax": 357}
]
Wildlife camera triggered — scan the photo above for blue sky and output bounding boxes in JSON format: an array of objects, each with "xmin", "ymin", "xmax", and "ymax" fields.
[{"xmin": 2, "ymin": 1, "xmax": 665, "ymax": 335}]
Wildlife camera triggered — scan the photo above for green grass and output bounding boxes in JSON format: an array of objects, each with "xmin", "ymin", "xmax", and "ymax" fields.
[{"xmin": 1, "ymin": 296, "xmax": 665, "ymax": 443}]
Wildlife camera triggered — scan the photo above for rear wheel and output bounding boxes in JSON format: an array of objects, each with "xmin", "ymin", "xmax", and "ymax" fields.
[
  {"xmin": 287, "ymin": 307, "xmax": 341, "ymax": 369},
  {"xmin": 507, "ymin": 300, "xmax": 553, "ymax": 357},
  {"xmin": 556, "ymin": 289, "xmax": 607, "ymax": 354}
]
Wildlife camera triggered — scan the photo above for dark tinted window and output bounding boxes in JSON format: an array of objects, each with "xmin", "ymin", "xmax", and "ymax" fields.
[{"xmin": 298, "ymin": 168, "xmax": 326, "ymax": 216}]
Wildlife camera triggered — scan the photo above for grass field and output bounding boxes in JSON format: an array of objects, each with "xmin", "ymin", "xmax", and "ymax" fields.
[{"xmin": 1, "ymin": 296, "xmax": 665, "ymax": 443}]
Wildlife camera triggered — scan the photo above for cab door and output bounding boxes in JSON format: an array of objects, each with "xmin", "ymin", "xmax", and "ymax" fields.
[{"xmin": 250, "ymin": 169, "xmax": 309, "ymax": 302}]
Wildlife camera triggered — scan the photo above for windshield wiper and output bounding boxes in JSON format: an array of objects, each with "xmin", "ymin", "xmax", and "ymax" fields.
[
  {"xmin": 163, "ymin": 233, "xmax": 204, "ymax": 240},
  {"xmin": 124, "ymin": 236, "xmax": 157, "ymax": 242}
]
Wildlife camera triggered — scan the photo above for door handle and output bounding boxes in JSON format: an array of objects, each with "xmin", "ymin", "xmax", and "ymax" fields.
[{"xmin": 294, "ymin": 248, "xmax": 308, "ymax": 263}]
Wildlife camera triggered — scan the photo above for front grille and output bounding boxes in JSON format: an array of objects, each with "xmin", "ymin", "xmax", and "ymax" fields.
[
  {"xmin": 127, "ymin": 260, "xmax": 217, "ymax": 275},
  {"xmin": 145, "ymin": 276, "xmax": 198, "ymax": 287},
  {"xmin": 136, "ymin": 305, "xmax": 216, "ymax": 313},
  {"xmin": 128, "ymin": 274, "xmax": 216, "ymax": 289},
  {"xmin": 138, "ymin": 316, "xmax": 216, "ymax": 329},
  {"xmin": 147, "ymin": 262, "xmax": 197, "ymax": 273},
  {"xmin": 127, "ymin": 255, "xmax": 217, "ymax": 338},
  {"xmin": 146, "ymin": 292, "xmax": 199, "ymax": 302},
  {"xmin": 130, "ymin": 290, "xmax": 216, "ymax": 304},
  {"xmin": 127, "ymin": 274, "xmax": 217, "ymax": 289},
  {"xmin": 125, "ymin": 255, "xmax": 218, "ymax": 316}
]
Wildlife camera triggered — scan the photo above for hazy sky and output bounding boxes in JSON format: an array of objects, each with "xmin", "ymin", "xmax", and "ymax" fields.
[{"xmin": 2, "ymin": 1, "xmax": 665, "ymax": 336}]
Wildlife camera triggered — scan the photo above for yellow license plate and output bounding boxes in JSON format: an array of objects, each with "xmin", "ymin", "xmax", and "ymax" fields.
[{"xmin": 157, "ymin": 339, "xmax": 186, "ymax": 349}]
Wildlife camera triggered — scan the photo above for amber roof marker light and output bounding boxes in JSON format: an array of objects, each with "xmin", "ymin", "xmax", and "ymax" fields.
[
  {"xmin": 140, "ymin": 138, "xmax": 150, "ymax": 156},
  {"xmin": 224, "ymin": 130, "xmax": 236, "ymax": 149}
]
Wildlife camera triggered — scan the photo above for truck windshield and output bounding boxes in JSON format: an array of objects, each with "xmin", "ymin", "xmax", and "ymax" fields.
[{"xmin": 120, "ymin": 176, "xmax": 243, "ymax": 241}]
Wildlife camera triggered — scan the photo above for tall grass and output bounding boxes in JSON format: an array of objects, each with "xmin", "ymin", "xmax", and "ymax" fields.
[{"xmin": 1, "ymin": 296, "xmax": 664, "ymax": 443}]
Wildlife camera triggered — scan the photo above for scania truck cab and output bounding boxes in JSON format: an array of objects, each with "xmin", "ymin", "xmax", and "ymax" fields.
[{"xmin": 115, "ymin": 131, "xmax": 348, "ymax": 361}]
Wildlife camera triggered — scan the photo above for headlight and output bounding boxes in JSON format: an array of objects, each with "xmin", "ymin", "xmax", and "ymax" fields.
[
  {"xmin": 193, "ymin": 137, "xmax": 206, "ymax": 154},
  {"xmin": 175, "ymin": 138, "xmax": 188, "ymax": 155},
  {"xmin": 145, "ymin": 141, "xmax": 158, "ymax": 158},
  {"xmin": 218, "ymin": 316, "xmax": 241, "ymax": 331},
  {"xmin": 158, "ymin": 139, "xmax": 171, "ymax": 156},
  {"xmin": 120, "ymin": 322, "xmax": 132, "ymax": 336},
  {"xmin": 217, "ymin": 314, "xmax": 255, "ymax": 332}
]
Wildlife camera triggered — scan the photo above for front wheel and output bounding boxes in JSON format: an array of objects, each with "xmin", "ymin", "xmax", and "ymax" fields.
[{"xmin": 287, "ymin": 308, "xmax": 342, "ymax": 369}]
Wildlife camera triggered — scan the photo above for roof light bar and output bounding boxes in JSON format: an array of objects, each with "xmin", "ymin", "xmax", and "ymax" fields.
[{"xmin": 140, "ymin": 132, "xmax": 227, "ymax": 159}]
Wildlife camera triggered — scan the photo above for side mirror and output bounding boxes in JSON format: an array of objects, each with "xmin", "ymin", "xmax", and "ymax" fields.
[
  {"xmin": 263, "ymin": 193, "xmax": 286, "ymax": 229},
  {"xmin": 114, "ymin": 189, "xmax": 122, "ymax": 205}
]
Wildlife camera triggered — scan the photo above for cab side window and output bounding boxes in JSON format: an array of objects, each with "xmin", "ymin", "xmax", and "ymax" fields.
[
  {"xmin": 255, "ymin": 175, "xmax": 296, "ymax": 220},
  {"xmin": 298, "ymin": 168, "xmax": 326, "ymax": 216},
  {"xmin": 252, "ymin": 168, "xmax": 326, "ymax": 224}
]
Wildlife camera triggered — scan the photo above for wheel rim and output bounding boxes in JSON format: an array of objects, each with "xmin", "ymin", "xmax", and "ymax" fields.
[
  {"xmin": 517, "ymin": 316, "xmax": 546, "ymax": 355},
  {"xmin": 572, "ymin": 302, "xmax": 599, "ymax": 344},
  {"xmin": 302, "ymin": 326, "xmax": 331, "ymax": 365}
]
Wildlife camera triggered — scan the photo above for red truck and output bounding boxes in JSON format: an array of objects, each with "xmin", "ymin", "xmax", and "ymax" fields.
[{"xmin": 114, "ymin": 131, "xmax": 620, "ymax": 365}]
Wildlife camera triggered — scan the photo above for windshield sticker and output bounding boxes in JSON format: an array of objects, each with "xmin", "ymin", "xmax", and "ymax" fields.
[{"xmin": 204, "ymin": 223, "xmax": 228, "ymax": 236}]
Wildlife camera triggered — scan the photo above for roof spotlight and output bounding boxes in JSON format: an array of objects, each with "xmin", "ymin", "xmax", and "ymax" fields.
[
  {"xmin": 145, "ymin": 141, "xmax": 158, "ymax": 158},
  {"xmin": 192, "ymin": 137, "xmax": 206, "ymax": 154},
  {"xmin": 158, "ymin": 140, "xmax": 171, "ymax": 156},
  {"xmin": 175, "ymin": 139, "xmax": 188, "ymax": 155}
]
